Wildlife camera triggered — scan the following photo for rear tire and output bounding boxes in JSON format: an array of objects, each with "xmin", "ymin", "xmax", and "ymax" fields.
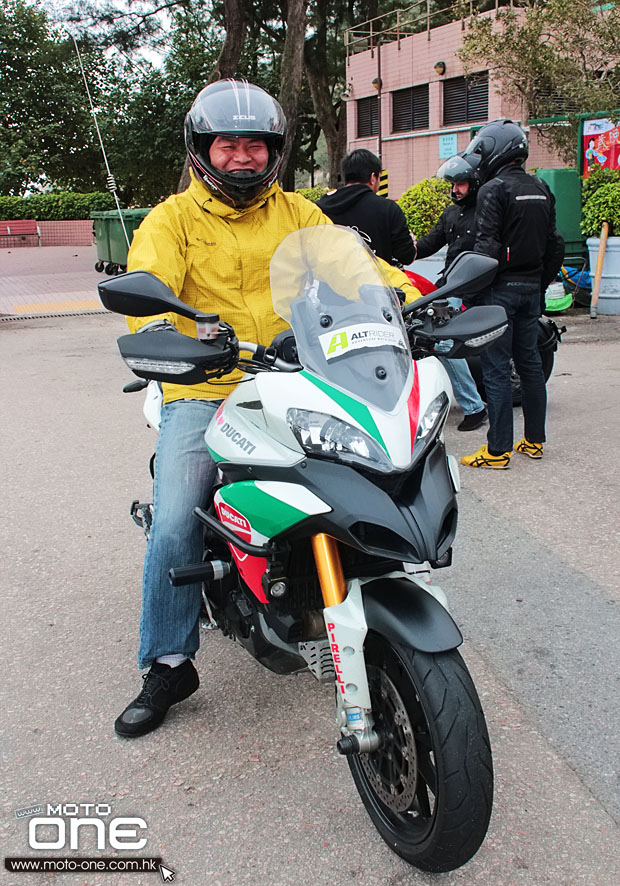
[{"xmin": 347, "ymin": 633, "xmax": 493, "ymax": 872}]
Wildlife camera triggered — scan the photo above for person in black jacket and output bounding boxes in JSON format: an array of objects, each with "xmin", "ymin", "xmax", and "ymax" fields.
[
  {"xmin": 317, "ymin": 149, "xmax": 415, "ymax": 265},
  {"xmin": 459, "ymin": 120, "xmax": 565, "ymax": 469},
  {"xmin": 417, "ymin": 160, "xmax": 477, "ymax": 269},
  {"xmin": 415, "ymin": 155, "xmax": 487, "ymax": 431}
]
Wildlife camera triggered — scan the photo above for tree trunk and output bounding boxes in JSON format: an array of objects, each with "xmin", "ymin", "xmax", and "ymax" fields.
[
  {"xmin": 304, "ymin": 44, "xmax": 347, "ymax": 189},
  {"xmin": 209, "ymin": 0, "xmax": 247, "ymax": 84},
  {"xmin": 277, "ymin": 0, "xmax": 310, "ymax": 189},
  {"xmin": 177, "ymin": 0, "xmax": 247, "ymax": 193}
]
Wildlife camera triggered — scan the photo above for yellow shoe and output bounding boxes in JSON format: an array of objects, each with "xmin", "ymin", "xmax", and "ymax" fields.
[
  {"xmin": 514, "ymin": 438, "xmax": 543, "ymax": 459},
  {"xmin": 461, "ymin": 444, "xmax": 512, "ymax": 469}
]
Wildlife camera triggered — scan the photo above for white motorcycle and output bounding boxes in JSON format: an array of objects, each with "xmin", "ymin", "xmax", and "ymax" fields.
[{"xmin": 99, "ymin": 226, "xmax": 506, "ymax": 872}]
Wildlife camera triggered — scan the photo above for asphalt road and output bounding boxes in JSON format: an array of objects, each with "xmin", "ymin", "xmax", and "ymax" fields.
[{"xmin": 1, "ymin": 312, "xmax": 619, "ymax": 886}]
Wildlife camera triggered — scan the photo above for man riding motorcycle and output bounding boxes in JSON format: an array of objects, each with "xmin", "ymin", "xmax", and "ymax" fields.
[{"xmin": 114, "ymin": 79, "xmax": 418, "ymax": 738}]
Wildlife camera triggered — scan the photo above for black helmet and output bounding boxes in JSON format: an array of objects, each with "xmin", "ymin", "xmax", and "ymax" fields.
[
  {"xmin": 436, "ymin": 152, "xmax": 481, "ymax": 205},
  {"xmin": 461, "ymin": 119, "xmax": 528, "ymax": 183},
  {"xmin": 184, "ymin": 79, "xmax": 287, "ymax": 207}
]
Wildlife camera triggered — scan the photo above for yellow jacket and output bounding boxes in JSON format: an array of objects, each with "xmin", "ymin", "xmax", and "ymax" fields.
[{"xmin": 127, "ymin": 174, "xmax": 419, "ymax": 402}]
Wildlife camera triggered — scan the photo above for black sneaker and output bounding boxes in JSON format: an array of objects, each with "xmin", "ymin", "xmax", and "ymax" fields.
[
  {"xmin": 115, "ymin": 659, "xmax": 199, "ymax": 738},
  {"xmin": 457, "ymin": 408, "xmax": 488, "ymax": 432}
]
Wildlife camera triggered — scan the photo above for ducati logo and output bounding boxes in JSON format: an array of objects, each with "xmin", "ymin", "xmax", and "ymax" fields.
[{"xmin": 218, "ymin": 421, "xmax": 256, "ymax": 454}]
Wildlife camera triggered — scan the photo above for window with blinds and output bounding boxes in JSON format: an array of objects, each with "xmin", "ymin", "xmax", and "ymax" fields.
[
  {"xmin": 357, "ymin": 96, "xmax": 378, "ymax": 137},
  {"xmin": 536, "ymin": 85, "xmax": 578, "ymax": 116},
  {"xmin": 443, "ymin": 73, "xmax": 489, "ymax": 125},
  {"xmin": 392, "ymin": 85, "xmax": 430, "ymax": 132}
]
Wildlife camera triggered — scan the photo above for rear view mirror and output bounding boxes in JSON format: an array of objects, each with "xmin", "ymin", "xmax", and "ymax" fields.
[
  {"xmin": 435, "ymin": 252, "xmax": 498, "ymax": 299},
  {"xmin": 98, "ymin": 271, "xmax": 201, "ymax": 322},
  {"xmin": 403, "ymin": 252, "xmax": 498, "ymax": 317}
]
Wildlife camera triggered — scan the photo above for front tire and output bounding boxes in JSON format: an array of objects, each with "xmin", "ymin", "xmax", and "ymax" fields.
[{"xmin": 347, "ymin": 633, "xmax": 493, "ymax": 872}]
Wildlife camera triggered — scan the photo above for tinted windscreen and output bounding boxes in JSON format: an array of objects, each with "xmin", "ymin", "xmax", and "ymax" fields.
[{"xmin": 270, "ymin": 226, "xmax": 412, "ymax": 411}]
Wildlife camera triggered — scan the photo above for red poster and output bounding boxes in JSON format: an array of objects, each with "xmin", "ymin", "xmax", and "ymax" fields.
[{"xmin": 583, "ymin": 119, "xmax": 620, "ymax": 177}]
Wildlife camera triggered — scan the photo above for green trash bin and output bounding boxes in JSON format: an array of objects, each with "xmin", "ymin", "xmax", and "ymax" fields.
[
  {"xmin": 91, "ymin": 208, "xmax": 152, "ymax": 272},
  {"xmin": 536, "ymin": 168, "xmax": 586, "ymax": 260}
]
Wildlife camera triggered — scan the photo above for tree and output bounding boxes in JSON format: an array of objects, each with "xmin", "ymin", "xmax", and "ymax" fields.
[
  {"xmin": 176, "ymin": 0, "xmax": 317, "ymax": 191},
  {"xmin": 0, "ymin": 0, "xmax": 118, "ymax": 194},
  {"xmin": 34, "ymin": 0, "xmax": 412, "ymax": 197},
  {"xmin": 103, "ymin": 69, "xmax": 194, "ymax": 204},
  {"xmin": 51, "ymin": 0, "xmax": 349, "ymax": 187},
  {"xmin": 304, "ymin": 0, "xmax": 347, "ymax": 187},
  {"xmin": 165, "ymin": 1, "xmax": 244, "ymax": 191},
  {"xmin": 47, "ymin": 0, "xmax": 408, "ymax": 192},
  {"xmin": 50, "ymin": 0, "xmax": 173, "ymax": 54},
  {"xmin": 209, "ymin": 0, "xmax": 247, "ymax": 83},
  {"xmin": 277, "ymin": 0, "xmax": 310, "ymax": 188},
  {"xmin": 459, "ymin": 0, "xmax": 620, "ymax": 164},
  {"xmin": 303, "ymin": 0, "xmax": 405, "ymax": 187}
]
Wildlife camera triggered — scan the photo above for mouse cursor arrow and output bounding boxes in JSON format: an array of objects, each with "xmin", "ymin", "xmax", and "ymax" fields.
[{"xmin": 159, "ymin": 863, "xmax": 176, "ymax": 882}]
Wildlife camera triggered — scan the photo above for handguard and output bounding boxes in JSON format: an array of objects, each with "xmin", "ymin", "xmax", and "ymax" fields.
[{"xmin": 117, "ymin": 325, "xmax": 239, "ymax": 385}]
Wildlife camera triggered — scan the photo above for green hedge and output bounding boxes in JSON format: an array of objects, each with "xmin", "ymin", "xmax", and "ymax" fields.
[
  {"xmin": 397, "ymin": 178, "xmax": 451, "ymax": 238},
  {"xmin": 0, "ymin": 192, "xmax": 116, "ymax": 221},
  {"xmin": 581, "ymin": 165, "xmax": 620, "ymax": 208},
  {"xmin": 581, "ymin": 182, "xmax": 620, "ymax": 237},
  {"xmin": 295, "ymin": 185, "xmax": 328, "ymax": 203}
]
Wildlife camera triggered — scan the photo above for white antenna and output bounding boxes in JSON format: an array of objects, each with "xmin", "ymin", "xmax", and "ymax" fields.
[{"xmin": 69, "ymin": 32, "xmax": 131, "ymax": 249}]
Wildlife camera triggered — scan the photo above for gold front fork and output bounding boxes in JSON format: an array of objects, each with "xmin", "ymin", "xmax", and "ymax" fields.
[{"xmin": 312, "ymin": 533, "xmax": 346, "ymax": 607}]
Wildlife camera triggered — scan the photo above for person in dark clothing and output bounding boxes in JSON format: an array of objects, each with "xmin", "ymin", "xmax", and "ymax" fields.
[
  {"xmin": 415, "ymin": 154, "xmax": 487, "ymax": 431},
  {"xmin": 459, "ymin": 119, "xmax": 565, "ymax": 469},
  {"xmin": 317, "ymin": 149, "xmax": 415, "ymax": 265},
  {"xmin": 416, "ymin": 163, "xmax": 476, "ymax": 269}
]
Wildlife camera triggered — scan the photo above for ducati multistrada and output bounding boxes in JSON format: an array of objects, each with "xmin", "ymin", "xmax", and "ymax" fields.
[{"xmin": 99, "ymin": 226, "xmax": 507, "ymax": 873}]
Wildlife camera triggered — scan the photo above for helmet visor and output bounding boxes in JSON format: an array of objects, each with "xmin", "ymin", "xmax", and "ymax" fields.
[
  {"xmin": 437, "ymin": 154, "xmax": 480, "ymax": 183},
  {"xmin": 188, "ymin": 80, "xmax": 286, "ymax": 139}
]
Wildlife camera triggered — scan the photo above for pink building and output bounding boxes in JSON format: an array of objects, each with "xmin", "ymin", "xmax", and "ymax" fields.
[{"xmin": 344, "ymin": 8, "xmax": 562, "ymax": 199}]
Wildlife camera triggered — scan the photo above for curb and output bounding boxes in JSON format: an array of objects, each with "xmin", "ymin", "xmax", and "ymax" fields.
[{"xmin": 553, "ymin": 310, "xmax": 620, "ymax": 343}]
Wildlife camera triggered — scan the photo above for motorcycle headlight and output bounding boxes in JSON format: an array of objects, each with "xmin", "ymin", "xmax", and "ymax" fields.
[
  {"xmin": 287, "ymin": 408, "xmax": 394, "ymax": 473},
  {"xmin": 413, "ymin": 392, "xmax": 450, "ymax": 456}
]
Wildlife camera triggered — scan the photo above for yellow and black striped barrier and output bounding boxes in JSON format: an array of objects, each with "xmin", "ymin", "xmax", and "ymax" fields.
[{"xmin": 377, "ymin": 169, "xmax": 389, "ymax": 197}]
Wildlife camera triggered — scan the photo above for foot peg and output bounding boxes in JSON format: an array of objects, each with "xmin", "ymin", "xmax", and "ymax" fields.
[
  {"xmin": 169, "ymin": 560, "xmax": 232, "ymax": 587},
  {"xmin": 130, "ymin": 500, "xmax": 153, "ymax": 537}
]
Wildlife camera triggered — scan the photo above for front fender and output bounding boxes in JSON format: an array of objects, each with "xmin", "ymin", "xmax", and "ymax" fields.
[{"xmin": 361, "ymin": 576, "xmax": 462, "ymax": 653}]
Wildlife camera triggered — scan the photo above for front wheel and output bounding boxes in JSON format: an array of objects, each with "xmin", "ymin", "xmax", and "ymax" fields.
[{"xmin": 347, "ymin": 633, "xmax": 493, "ymax": 872}]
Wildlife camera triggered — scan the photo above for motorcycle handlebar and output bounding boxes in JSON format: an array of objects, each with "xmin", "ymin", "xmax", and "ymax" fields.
[{"xmin": 238, "ymin": 341, "xmax": 301, "ymax": 373}]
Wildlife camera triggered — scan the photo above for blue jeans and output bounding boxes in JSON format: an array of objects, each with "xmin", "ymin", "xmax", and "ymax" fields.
[
  {"xmin": 437, "ymin": 297, "xmax": 485, "ymax": 415},
  {"xmin": 138, "ymin": 399, "xmax": 220, "ymax": 669},
  {"xmin": 480, "ymin": 284, "xmax": 546, "ymax": 455},
  {"xmin": 440, "ymin": 357, "xmax": 485, "ymax": 415}
]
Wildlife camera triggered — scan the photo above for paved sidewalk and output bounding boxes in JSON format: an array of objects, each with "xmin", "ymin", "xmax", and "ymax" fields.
[
  {"xmin": 0, "ymin": 244, "xmax": 105, "ymax": 316},
  {"xmin": 1, "ymin": 244, "xmax": 619, "ymax": 341}
]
